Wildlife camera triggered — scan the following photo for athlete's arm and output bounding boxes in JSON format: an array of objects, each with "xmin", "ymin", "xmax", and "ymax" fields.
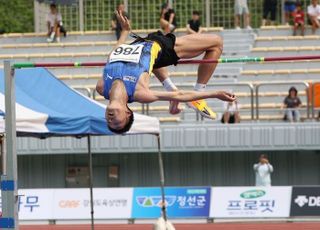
[
  {"xmin": 114, "ymin": 10, "xmax": 130, "ymax": 47},
  {"xmin": 136, "ymin": 90, "xmax": 236, "ymax": 103}
]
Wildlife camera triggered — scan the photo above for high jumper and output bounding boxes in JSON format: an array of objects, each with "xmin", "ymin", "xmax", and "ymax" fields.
[{"xmin": 96, "ymin": 11, "xmax": 236, "ymax": 134}]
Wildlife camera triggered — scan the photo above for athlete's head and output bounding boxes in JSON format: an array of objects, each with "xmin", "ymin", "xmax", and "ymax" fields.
[
  {"xmin": 106, "ymin": 104, "xmax": 134, "ymax": 134},
  {"xmin": 192, "ymin": 11, "xmax": 200, "ymax": 21}
]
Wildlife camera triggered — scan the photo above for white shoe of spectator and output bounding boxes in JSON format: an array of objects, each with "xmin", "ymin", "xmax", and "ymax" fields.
[
  {"xmin": 47, "ymin": 37, "xmax": 53, "ymax": 43},
  {"xmin": 56, "ymin": 37, "xmax": 60, "ymax": 43},
  {"xmin": 246, "ymin": 26, "xmax": 252, "ymax": 30},
  {"xmin": 235, "ymin": 26, "xmax": 241, "ymax": 30},
  {"xmin": 47, "ymin": 32, "xmax": 55, "ymax": 43}
]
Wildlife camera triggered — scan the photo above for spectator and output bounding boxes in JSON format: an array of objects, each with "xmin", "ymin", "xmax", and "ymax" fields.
[
  {"xmin": 160, "ymin": 2, "xmax": 177, "ymax": 34},
  {"xmin": 46, "ymin": 3, "xmax": 64, "ymax": 43},
  {"xmin": 111, "ymin": 3, "xmax": 130, "ymax": 40},
  {"xmin": 187, "ymin": 11, "xmax": 203, "ymax": 34},
  {"xmin": 292, "ymin": 2, "xmax": 305, "ymax": 36},
  {"xmin": 0, "ymin": 29, "xmax": 4, "ymax": 35},
  {"xmin": 234, "ymin": 0, "xmax": 252, "ymax": 30},
  {"xmin": 307, "ymin": 0, "xmax": 320, "ymax": 34},
  {"xmin": 221, "ymin": 101, "xmax": 240, "ymax": 124},
  {"xmin": 283, "ymin": 86, "xmax": 302, "ymax": 122},
  {"xmin": 262, "ymin": 0, "xmax": 277, "ymax": 26},
  {"xmin": 284, "ymin": 0, "xmax": 297, "ymax": 25},
  {"xmin": 253, "ymin": 154, "xmax": 273, "ymax": 187}
]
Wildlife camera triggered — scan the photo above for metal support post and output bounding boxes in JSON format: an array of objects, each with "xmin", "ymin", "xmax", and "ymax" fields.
[
  {"xmin": 79, "ymin": 0, "xmax": 84, "ymax": 31},
  {"xmin": 205, "ymin": 0, "xmax": 210, "ymax": 28},
  {"xmin": 124, "ymin": 0, "xmax": 128, "ymax": 12},
  {"xmin": 1, "ymin": 60, "xmax": 19, "ymax": 229}
]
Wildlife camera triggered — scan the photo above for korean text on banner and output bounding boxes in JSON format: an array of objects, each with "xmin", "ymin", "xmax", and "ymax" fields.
[
  {"xmin": 210, "ymin": 187, "xmax": 292, "ymax": 218},
  {"xmin": 132, "ymin": 187, "xmax": 211, "ymax": 218},
  {"xmin": 52, "ymin": 188, "xmax": 133, "ymax": 219},
  {"xmin": 0, "ymin": 189, "xmax": 54, "ymax": 220}
]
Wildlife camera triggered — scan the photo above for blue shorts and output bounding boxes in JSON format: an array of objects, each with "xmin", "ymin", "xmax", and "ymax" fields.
[{"xmin": 284, "ymin": 3, "xmax": 296, "ymax": 12}]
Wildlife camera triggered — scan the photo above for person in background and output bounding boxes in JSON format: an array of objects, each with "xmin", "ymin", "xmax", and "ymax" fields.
[
  {"xmin": 253, "ymin": 154, "xmax": 273, "ymax": 187},
  {"xmin": 262, "ymin": 0, "xmax": 277, "ymax": 26},
  {"xmin": 234, "ymin": 0, "xmax": 252, "ymax": 30},
  {"xmin": 221, "ymin": 101, "xmax": 240, "ymax": 124},
  {"xmin": 111, "ymin": 3, "xmax": 130, "ymax": 40},
  {"xmin": 186, "ymin": 11, "xmax": 203, "ymax": 34},
  {"xmin": 284, "ymin": 0, "xmax": 297, "ymax": 25},
  {"xmin": 292, "ymin": 2, "xmax": 305, "ymax": 36},
  {"xmin": 160, "ymin": 2, "xmax": 177, "ymax": 34},
  {"xmin": 307, "ymin": 0, "xmax": 320, "ymax": 34},
  {"xmin": 283, "ymin": 86, "xmax": 302, "ymax": 122},
  {"xmin": 46, "ymin": 3, "xmax": 63, "ymax": 43}
]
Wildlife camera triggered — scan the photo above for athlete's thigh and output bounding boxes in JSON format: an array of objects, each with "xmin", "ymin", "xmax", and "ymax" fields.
[{"xmin": 174, "ymin": 33, "xmax": 222, "ymax": 59}]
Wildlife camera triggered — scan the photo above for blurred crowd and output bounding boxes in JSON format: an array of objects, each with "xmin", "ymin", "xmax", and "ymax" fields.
[{"xmin": 43, "ymin": 0, "xmax": 320, "ymax": 43}]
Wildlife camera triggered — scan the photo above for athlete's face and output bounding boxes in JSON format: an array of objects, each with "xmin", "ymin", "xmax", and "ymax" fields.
[{"xmin": 106, "ymin": 105, "xmax": 129, "ymax": 131}]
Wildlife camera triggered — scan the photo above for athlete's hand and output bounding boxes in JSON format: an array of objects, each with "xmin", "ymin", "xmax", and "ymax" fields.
[
  {"xmin": 115, "ymin": 10, "xmax": 131, "ymax": 31},
  {"xmin": 215, "ymin": 91, "xmax": 236, "ymax": 102},
  {"xmin": 169, "ymin": 101, "xmax": 181, "ymax": 115}
]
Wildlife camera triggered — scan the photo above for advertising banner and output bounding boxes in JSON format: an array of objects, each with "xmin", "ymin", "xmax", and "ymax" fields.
[
  {"xmin": 132, "ymin": 187, "xmax": 211, "ymax": 218},
  {"xmin": 0, "ymin": 189, "xmax": 54, "ymax": 220},
  {"xmin": 290, "ymin": 186, "xmax": 320, "ymax": 216},
  {"xmin": 210, "ymin": 187, "xmax": 292, "ymax": 218},
  {"xmin": 53, "ymin": 188, "xmax": 133, "ymax": 219},
  {"xmin": 1, "ymin": 188, "xmax": 132, "ymax": 220}
]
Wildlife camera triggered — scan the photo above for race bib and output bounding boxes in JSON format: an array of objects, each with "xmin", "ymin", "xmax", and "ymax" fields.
[{"xmin": 109, "ymin": 44, "xmax": 144, "ymax": 64}]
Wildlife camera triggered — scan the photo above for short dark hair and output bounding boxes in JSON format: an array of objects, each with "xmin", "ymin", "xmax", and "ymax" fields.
[
  {"xmin": 107, "ymin": 107, "xmax": 134, "ymax": 134},
  {"xmin": 289, "ymin": 86, "xmax": 298, "ymax": 96},
  {"xmin": 50, "ymin": 3, "xmax": 57, "ymax": 9},
  {"xmin": 193, "ymin": 10, "xmax": 200, "ymax": 15}
]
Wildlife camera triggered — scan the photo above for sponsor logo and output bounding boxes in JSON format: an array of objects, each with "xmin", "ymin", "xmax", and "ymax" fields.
[
  {"xmin": 106, "ymin": 74, "xmax": 112, "ymax": 80},
  {"xmin": 123, "ymin": 75, "xmax": 136, "ymax": 83},
  {"xmin": 240, "ymin": 190, "xmax": 266, "ymax": 199},
  {"xmin": 58, "ymin": 200, "xmax": 80, "ymax": 208},
  {"xmin": 136, "ymin": 196, "xmax": 176, "ymax": 208},
  {"xmin": 295, "ymin": 195, "xmax": 320, "ymax": 207}
]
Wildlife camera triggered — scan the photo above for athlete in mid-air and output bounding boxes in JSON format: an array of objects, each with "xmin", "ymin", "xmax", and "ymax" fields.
[{"xmin": 96, "ymin": 11, "xmax": 236, "ymax": 134}]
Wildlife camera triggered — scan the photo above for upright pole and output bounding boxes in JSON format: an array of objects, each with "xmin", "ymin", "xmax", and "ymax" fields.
[
  {"xmin": 281, "ymin": 0, "xmax": 285, "ymax": 24},
  {"xmin": 33, "ymin": 0, "xmax": 40, "ymax": 33},
  {"xmin": 87, "ymin": 135, "xmax": 94, "ymax": 230},
  {"xmin": 0, "ymin": 134, "xmax": 5, "ymax": 175},
  {"xmin": 1, "ymin": 60, "xmax": 19, "ymax": 229},
  {"xmin": 205, "ymin": 0, "xmax": 210, "ymax": 28},
  {"xmin": 156, "ymin": 135, "xmax": 167, "ymax": 221},
  {"xmin": 124, "ymin": 0, "xmax": 128, "ymax": 12},
  {"xmin": 79, "ymin": 0, "xmax": 84, "ymax": 31}
]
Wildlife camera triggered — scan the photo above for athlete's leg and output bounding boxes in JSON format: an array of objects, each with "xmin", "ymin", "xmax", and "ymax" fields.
[
  {"xmin": 174, "ymin": 34, "xmax": 223, "ymax": 119},
  {"xmin": 174, "ymin": 33, "xmax": 223, "ymax": 85}
]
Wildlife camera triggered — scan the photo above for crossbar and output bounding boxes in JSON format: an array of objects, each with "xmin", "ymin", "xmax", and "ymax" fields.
[{"xmin": 12, "ymin": 55, "xmax": 320, "ymax": 69}]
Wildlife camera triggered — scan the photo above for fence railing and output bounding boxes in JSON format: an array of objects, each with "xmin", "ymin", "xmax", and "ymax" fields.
[
  {"xmin": 256, "ymin": 82, "xmax": 310, "ymax": 120},
  {"xmin": 34, "ymin": 0, "xmax": 310, "ymax": 32}
]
